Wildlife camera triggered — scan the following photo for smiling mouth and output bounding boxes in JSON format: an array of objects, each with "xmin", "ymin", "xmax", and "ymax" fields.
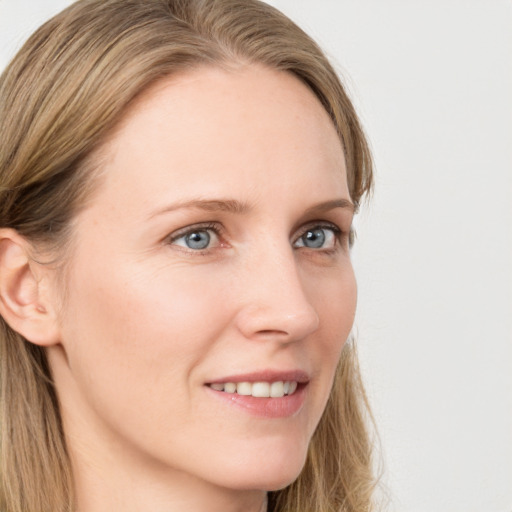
[{"xmin": 207, "ymin": 381, "xmax": 299, "ymax": 398}]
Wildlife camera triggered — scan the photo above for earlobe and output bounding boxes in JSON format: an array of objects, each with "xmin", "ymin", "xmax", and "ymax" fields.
[{"xmin": 0, "ymin": 229, "xmax": 61, "ymax": 346}]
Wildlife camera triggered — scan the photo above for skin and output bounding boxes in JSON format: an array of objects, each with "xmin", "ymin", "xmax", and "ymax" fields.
[{"xmin": 41, "ymin": 65, "xmax": 357, "ymax": 512}]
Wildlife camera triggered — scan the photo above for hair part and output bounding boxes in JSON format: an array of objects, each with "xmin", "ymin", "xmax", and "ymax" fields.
[{"xmin": 0, "ymin": 1, "xmax": 376, "ymax": 511}]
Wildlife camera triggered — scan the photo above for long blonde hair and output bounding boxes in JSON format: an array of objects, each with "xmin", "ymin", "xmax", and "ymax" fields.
[{"xmin": 0, "ymin": 1, "xmax": 376, "ymax": 510}]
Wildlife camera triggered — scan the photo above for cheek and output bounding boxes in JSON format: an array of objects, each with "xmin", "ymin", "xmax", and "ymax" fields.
[
  {"xmin": 301, "ymin": 262, "xmax": 357, "ymax": 422},
  {"xmin": 60, "ymin": 258, "xmax": 229, "ymax": 414},
  {"xmin": 308, "ymin": 262, "xmax": 357, "ymax": 351},
  {"xmin": 78, "ymin": 269, "xmax": 220, "ymax": 344}
]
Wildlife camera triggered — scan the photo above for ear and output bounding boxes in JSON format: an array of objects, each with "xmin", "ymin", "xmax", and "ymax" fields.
[{"xmin": 0, "ymin": 229, "xmax": 61, "ymax": 346}]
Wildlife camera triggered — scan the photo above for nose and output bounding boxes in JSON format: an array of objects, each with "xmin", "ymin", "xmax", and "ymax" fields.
[{"xmin": 234, "ymin": 244, "xmax": 320, "ymax": 344}]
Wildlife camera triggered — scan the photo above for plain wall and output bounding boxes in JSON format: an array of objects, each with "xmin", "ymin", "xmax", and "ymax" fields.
[{"xmin": 1, "ymin": 1, "xmax": 511, "ymax": 511}]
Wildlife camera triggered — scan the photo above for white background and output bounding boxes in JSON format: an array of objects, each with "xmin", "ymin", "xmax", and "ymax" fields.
[{"xmin": 1, "ymin": 1, "xmax": 511, "ymax": 511}]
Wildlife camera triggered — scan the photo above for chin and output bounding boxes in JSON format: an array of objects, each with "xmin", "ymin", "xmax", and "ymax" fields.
[
  {"xmin": 257, "ymin": 467, "xmax": 305, "ymax": 492},
  {"xmin": 222, "ymin": 467, "xmax": 305, "ymax": 493},
  {"xmin": 213, "ymin": 442, "xmax": 309, "ymax": 492}
]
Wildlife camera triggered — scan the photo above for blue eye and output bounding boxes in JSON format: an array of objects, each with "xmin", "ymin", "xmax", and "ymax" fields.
[
  {"xmin": 184, "ymin": 231, "xmax": 211, "ymax": 250},
  {"xmin": 171, "ymin": 228, "xmax": 218, "ymax": 250},
  {"xmin": 294, "ymin": 226, "xmax": 337, "ymax": 249}
]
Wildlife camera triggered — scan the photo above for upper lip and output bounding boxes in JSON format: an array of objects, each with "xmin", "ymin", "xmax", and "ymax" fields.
[{"xmin": 206, "ymin": 369, "xmax": 310, "ymax": 385}]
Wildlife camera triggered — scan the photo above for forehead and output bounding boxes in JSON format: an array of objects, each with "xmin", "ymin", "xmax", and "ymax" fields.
[{"xmin": 89, "ymin": 64, "xmax": 348, "ymax": 214}]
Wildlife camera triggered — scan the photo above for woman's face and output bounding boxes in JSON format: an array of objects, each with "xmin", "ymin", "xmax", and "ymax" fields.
[{"xmin": 49, "ymin": 65, "xmax": 356, "ymax": 493}]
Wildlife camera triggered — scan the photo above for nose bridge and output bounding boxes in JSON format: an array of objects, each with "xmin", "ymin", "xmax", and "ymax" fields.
[{"xmin": 236, "ymin": 236, "xmax": 320, "ymax": 342}]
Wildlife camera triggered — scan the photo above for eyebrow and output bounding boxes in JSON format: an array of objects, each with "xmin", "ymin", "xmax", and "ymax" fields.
[
  {"xmin": 148, "ymin": 198, "xmax": 251, "ymax": 218},
  {"xmin": 303, "ymin": 198, "xmax": 355, "ymax": 216},
  {"xmin": 148, "ymin": 197, "xmax": 354, "ymax": 219}
]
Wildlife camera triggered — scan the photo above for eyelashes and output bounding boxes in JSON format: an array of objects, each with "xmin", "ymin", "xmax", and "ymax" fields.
[
  {"xmin": 168, "ymin": 222, "xmax": 222, "ymax": 251},
  {"xmin": 165, "ymin": 221, "xmax": 351, "ymax": 255},
  {"xmin": 293, "ymin": 224, "xmax": 339, "ymax": 251}
]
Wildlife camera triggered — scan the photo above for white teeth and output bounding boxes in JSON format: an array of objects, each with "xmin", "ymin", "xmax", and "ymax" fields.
[
  {"xmin": 270, "ymin": 381, "xmax": 284, "ymax": 398},
  {"xmin": 224, "ymin": 382, "xmax": 236, "ymax": 393},
  {"xmin": 209, "ymin": 380, "xmax": 299, "ymax": 398},
  {"xmin": 236, "ymin": 382, "xmax": 252, "ymax": 395},
  {"xmin": 252, "ymin": 382, "xmax": 270, "ymax": 397}
]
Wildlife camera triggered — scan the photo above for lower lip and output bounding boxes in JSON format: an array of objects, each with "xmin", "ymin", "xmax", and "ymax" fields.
[{"xmin": 205, "ymin": 384, "xmax": 307, "ymax": 418}]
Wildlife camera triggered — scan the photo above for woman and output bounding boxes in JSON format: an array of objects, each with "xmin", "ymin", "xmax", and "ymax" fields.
[{"xmin": 0, "ymin": 0, "xmax": 376, "ymax": 511}]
